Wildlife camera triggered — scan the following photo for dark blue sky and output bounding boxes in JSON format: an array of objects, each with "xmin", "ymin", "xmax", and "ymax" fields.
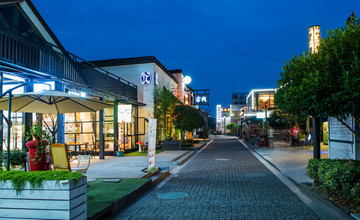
[{"xmin": 33, "ymin": 0, "xmax": 358, "ymax": 115}]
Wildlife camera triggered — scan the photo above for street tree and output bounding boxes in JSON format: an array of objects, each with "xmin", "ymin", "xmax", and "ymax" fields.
[
  {"xmin": 172, "ymin": 105, "xmax": 203, "ymax": 140},
  {"xmin": 275, "ymin": 16, "xmax": 360, "ymax": 136}
]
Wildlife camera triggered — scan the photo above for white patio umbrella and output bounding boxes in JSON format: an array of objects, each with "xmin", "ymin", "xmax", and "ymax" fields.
[{"xmin": 0, "ymin": 90, "xmax": 112, "ymax": 113}]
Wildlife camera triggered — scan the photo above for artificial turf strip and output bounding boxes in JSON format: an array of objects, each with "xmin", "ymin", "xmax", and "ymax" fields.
[
  {"xmin": 87, "ymin": 178, "xmax": 149, "ymax": 218},
  {"xmin": 124, "ymin": 150, "xmax": 163, "ymax": 156}
]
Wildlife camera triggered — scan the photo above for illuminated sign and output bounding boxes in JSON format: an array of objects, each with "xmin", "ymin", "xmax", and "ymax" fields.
[
  {"xmin": 194, "ymin": 94, "xmax": 209, "ymax": 105},
  {"xmin": 256, "ymin": 111, "xmax": 271, "ymax": 119},
  {"xmin": 118, "ymin": 105, "xmax": 132, "ymax": 123},
  {"xmin": 67, "ymin": 90, "xmax": 86, "ymax": 97},
  {"xmin": 216, "ymin": 105, "xmax": 222, "ymax": 122},
  {"xmin": 140, "ymin": 72, "xmax": 151, "ymax": 85}
]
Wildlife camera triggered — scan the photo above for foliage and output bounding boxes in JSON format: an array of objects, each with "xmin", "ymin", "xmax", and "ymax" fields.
[
  {"xmin": 307, "ymin": 158, "xmax": 360, "ymax": 203},
  {"xmin": 226, "ymin": 122, "xmax": 238, "ymax": 134},
  {"xmin": 275, "ymin": 16, "xmax": 360, "ymax": 136},
  {"xmin": 268, "ymin": 110, "xmax": 306, "ymax": 129},
  {"xmin": 25, "ymin": 124, "xmax": 52, "ymax": 165},
  {"xmin": 0, "ymin": 170, "xmax": 83, "ymax": 194},
  {"xmin": 182, "ymin": 142, "xmax": 194, "ymax": 148},
  {"xmin": 172, "ymin": 105, "xmax": 204, "ymax": 140},
  {"xmin": 154, "ymin": 87, "xmax": 180, "ymax": 141},
  {"xmin": 1, "ymin": 149, "xmax": 27, "ymax": 168}
]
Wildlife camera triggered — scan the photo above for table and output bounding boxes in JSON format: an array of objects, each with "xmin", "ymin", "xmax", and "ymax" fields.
[{"xmin": 67, "ymin": 143, "xmax": 89, "ymax": 157}]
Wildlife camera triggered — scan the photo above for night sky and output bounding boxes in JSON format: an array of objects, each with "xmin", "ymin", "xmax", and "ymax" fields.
[{"xmin": 32, "ymin": 0, "xmax": 358, "ymax": 115}]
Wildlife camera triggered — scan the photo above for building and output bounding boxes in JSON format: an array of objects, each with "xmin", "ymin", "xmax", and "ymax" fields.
[
  {"xmin": 90, "ymin": 56, "xmax": 187, "ymax": 142},
  {"xmin": 0, "ymin": 0, "xmax": 143, "ymax": 158},
  {"xmin": 244, "ymin": 89, "xmax": 276, "ymax": 120}
]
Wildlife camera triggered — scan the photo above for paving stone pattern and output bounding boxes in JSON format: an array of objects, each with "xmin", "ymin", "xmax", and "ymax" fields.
[{"xmin": 116, "ymin": 138, "xmax": 319, "ymax": 219}]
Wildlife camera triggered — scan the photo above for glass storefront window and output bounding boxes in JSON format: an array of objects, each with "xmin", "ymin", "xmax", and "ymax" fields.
[{"xmin": 2, "ymin": 112, "xmax": 23, "ymax": 150}]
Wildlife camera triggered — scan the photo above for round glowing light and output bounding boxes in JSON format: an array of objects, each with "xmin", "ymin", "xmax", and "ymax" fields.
[
  {"xmin": 185, "ymin": 94, "xmax": 189, "ymax": 98},
  {"xmin": 183, "ymin": 76, "xmax": 192, "ymax": 84}
]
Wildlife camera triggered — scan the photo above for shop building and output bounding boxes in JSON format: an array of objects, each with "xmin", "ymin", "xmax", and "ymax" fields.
[
  {"xmin": 90, "ymin": 57, "xmax": 187, "ymax": 142},
  {"xmin": 244, "ymin": 89, "xmax": 276, "ymax": 119},
  {"xmin": 0, "ymin": 0, "xmax": 143, "ymax": 158}
]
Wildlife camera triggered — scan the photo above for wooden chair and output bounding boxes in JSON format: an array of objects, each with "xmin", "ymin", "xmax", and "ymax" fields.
[
  {"xmin": 50, "ymin": 143, "xmax": 71, "ymax": 171},
  {"xmin": 71, "ymin": 155, "xmax": 91, "ymax": 174},
  {"xmin": 50, "ymin": 144, "xmax": 91, "ymax": 174}
]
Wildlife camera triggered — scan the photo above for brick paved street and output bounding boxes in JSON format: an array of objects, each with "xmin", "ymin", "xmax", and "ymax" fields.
[{"xmin": 114, "ymin": 138, "xmax": 319, "ymax": 219}]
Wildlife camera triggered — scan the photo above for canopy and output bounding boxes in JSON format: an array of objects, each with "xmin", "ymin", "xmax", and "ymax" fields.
[{"xmin": 0, "ymin": 90, "xmax": 112, "ymax": 114}]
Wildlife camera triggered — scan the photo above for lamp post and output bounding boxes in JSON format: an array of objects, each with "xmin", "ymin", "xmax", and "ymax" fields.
[{"xmin": 309, "ymin": 25, "xmax": 321, "ymax": 159}]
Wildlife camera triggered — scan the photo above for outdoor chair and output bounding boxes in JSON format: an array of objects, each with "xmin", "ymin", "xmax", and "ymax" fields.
[
  {"xmin": 50, "ymin": 144, "xmax": 91, "ymax": 174},
  {"xmin": 50, "ymin": 143, "xmax": 71, "ymax": 171},
  {"xmin": 71, "ymin": 155, "xmax": 91, "ymax": 174}
]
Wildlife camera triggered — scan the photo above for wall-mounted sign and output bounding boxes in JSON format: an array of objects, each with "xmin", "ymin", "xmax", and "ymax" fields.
[
  {"xmin": 147, "ymin": 118, "xmax": 157, "ymax": 173},
  {"xmin": 154, "ymin": 72, "xmax": 159, "ymax": 86},
  {"xmin": 66, "ymin": 89, "xmax": 86, "ymax": 97},
  {"xmin": 118, "ymin": 105, "xmax": 132, "ymax": 123},
  {"xmin": 256, "ymin": 111, "xmax": 271, "ymax": 119},
  {"xmin": 140, "ymin": 72, "xmax": 151, "ymax": 85},
  {"xmin": 232, "ymin": 93, "xmax": 247, "ymax": 104},
  {"xmin": 194, "ymin": 94, "xmax": 209, "ymax": 105},
  {"xmin": 216, "ymin": 105, "xmax": 222, "ymax": 122}
]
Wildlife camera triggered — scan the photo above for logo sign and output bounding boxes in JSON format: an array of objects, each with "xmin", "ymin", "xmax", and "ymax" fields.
[
  {"xmin": 232, "ymin": 93, "xmax": 247, "ymax": 104},
  {"xmin": 154, "ymin": 72, "xmax": 159, "ymax": 86},
  {"xmin": 216, "ymin": 105, "xmax": 222, "ymax": 122},
  {"xmin": 256, "ymin": 111, "xmax": 271, "ymax": 119},
  {"xmin": 147, "ymin": 118, "xmax": 157, "ymax": 173},
  {"xmin": 194, "ymin": 94, "xmax": 209, "ymax": 105},
  {"xmin": 140, "ymin": 72, "xmax": 151, "ymax": 85},
  {"xmin": 66, "ymin": 89, "xmax": 86, "ymax": 97},
  {"xmin": 118, "ymin": 105, "xmax": 132, "ymax": 123}
]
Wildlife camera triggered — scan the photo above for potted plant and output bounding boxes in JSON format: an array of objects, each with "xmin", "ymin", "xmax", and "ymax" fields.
[
  {"xmin": 25, "ymin": 124, "xmax": 51, "ymax": 171},
  {"xmin": 116, "ymin": 143, "xmax": 124, "ymax": 157}
]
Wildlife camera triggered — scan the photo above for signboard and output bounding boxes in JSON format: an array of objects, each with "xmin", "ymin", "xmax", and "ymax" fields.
[
  {"xmin": 216, "ymin": 105, "xmax": 222, "ymax": 122},
  {"xmin": 232, "ymin": 93, "xmax": 247, "ymax": 104},
  {"xmin": 186, "ymin": 131, "xmax": 193, "ymax": 140},
  {"xmin": 140, "ymin": 72, "xmax": 151, "ymax": 85},
  {"xmin": 118, "ymin": 105, "xmax": 132, "ymax": 123},
  {"xmin": 154, "ymin": 72, "xmax": 159, "ymax": 86},
  {"xmin": 147, "ymin": 118, "xmax": 157, "ymax": 173},
  {"xmin": 256, "ymin": 111, "xmax": 271, "ymax": 119},
  {"xmin": 194, "ymin": 94, "xmax": 209, "ymax": 105}
]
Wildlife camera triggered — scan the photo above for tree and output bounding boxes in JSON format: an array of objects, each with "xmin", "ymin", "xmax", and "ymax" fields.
[
  {"xmin": 172, "ymin": 105, "xmax": 203, "ymax": 140},
  {"xmin": 275, "ymin": 16, "xmax": 360, "ymax": 136},
  {"xmin": 226, "ymin": 122, "xmax": 237, "ymax": 134},
  {"xmin": 154, "ymin": 87, "xmax": 179, "ymax": 141}
]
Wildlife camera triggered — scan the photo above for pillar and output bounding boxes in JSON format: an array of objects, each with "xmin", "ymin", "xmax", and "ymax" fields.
[
  {"xmin": 99, "ymin": 98, "xmax": 105, "ymax": 159},
  {"xmin": 113, "ymin": 100, "xmax": 118, "ymax": 155},
  {"xmin": 55, "ymin": 82, "xmax": 65, "ymax": 143}
]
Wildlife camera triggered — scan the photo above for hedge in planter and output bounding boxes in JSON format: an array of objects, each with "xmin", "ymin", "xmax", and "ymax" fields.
[
  {"xmin": 0, "ymin": 170, "xmax": 87, "ymax": 219},
  {"xmin": 307, "ymin": 158, "xmax": 360, "ymax": 203}
]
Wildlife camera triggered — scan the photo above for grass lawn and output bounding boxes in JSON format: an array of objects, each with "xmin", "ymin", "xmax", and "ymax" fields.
[
  {"xmin": 87, "ymin": 178, "xmax": 149, "ymax": 218},
  {"xmin": 124, "ymin": 150, "xmax": 163, "ymax": 156}
]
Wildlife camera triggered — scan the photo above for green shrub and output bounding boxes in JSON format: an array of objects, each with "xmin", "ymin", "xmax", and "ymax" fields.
[
  {"xmin": 182, "ymin": 143, "xmax": 194, "ymax": 148},
  {"xmin": 0, "ymin": 170, "xmax": 84, "ymax": 194},
  {"xmin": 307, "ymin": 158, "xmax": 360, "ymax": 202}
]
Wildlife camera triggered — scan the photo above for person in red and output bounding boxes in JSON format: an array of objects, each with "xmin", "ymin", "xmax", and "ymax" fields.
[{"xmin": 289, "ymin": 125, "xmax": 299, "ymax": 147}]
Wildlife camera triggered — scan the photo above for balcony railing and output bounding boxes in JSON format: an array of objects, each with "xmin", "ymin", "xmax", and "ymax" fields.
[{"xmin": 0, "ymin": 26, "xmax": 137, "ymax": 100}]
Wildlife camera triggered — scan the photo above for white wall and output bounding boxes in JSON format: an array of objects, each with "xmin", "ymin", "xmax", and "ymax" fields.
[
  {"xmin": 102, "ymin": 63, "xmax": 178, "ymax": 143},
  {"xmin": 328, "ymin": 117, "xmax": 360, "ymax": 160}
]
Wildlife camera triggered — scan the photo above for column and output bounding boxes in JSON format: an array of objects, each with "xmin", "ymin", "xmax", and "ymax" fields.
[
  {"xmin": 55, "ymin": 82, "xmax": 65, "ymax": 143},
  {"xmin": 22, "ymin": 80, "xmax": 33, "ymax": 150},
  {"xmin": 113, "ymin": 100, "xmax": 118, "ymax": 155},
  {"xmin": 313, "ymin": 117, "xmax": 321, "ymax": 159},
  {"xmin": 99, "ymin": 98, "xmax": 105, "ymax": 159}
]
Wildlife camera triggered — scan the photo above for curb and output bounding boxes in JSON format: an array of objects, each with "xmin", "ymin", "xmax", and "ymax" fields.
[
  {"xmin": 171, "ymin": 151, "xmax": 189, "ymax": 162},
  {"xmin": 178, "ymin": 151, "xmax": 195, "ymax": 165},
  {"xmin": 141, "ymin": 168, "xmax": 160, "ymax": 178}
]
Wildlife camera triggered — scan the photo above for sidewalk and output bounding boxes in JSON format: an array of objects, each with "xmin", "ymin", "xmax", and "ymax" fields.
[{"xmin": 243, "ymin": 139, "xmax": 328, "ymax": 184}]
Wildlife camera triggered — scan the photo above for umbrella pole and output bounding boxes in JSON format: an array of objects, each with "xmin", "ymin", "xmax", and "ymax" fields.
[{"xmin": 6, "ymin": 91, "xmax": 12, "ymax": 171}]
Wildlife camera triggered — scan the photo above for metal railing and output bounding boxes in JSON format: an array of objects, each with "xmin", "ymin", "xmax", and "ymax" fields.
[{"xmin": 0, "ymin": 26, "xmax": 137, "ymax": 100}]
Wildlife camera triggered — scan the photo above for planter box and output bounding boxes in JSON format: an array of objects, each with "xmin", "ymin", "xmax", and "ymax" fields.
[
  {"xmin": 0, "ymin": 177, "xmax": 87, "ymax": 220},
  {"xmin": 162, "ymin": 140, "xmax": 182, "ymax": 151}
]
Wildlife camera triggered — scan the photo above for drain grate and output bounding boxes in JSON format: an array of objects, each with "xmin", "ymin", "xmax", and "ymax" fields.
[
  {"xmin": 215, "ymin": 158, "xmax": 230, "ymax": 161},
  {"xmin": 157, "ymin": 192, "xmax": 188, "ymax": 200}
]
